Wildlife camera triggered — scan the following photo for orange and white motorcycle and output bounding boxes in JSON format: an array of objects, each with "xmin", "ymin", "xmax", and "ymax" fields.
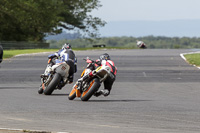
[{"xmin": 68, "ymin": 57, "xmax": 112, "ymax": 101}]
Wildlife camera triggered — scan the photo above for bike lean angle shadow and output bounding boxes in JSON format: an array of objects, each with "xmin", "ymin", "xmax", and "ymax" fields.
[{"xmin": 72, "ymin": 99, "xmax": 153, "ymax": 102}]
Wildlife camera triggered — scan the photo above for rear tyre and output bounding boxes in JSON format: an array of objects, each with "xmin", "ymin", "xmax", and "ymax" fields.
[
  {"xmin": 81, "ymin": 78, "xmax": 100, "ymax": 101},
  {"xmin": 68, "ymin": 85, "xmax": 77, "ymax": 100},
  {"xmin": 44, "ymin": 73, "xmax": 61, "ymax": 95}
]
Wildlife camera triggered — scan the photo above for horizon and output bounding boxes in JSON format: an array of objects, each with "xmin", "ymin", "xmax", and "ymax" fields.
[{"xmin": 47, "ymin": 19, "xmax": 200, "ymax": 40}]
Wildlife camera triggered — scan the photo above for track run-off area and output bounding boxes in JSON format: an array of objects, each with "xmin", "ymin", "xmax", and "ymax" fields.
[{"xmin": 0, "ymin": 49, "xmax": 200, "ymax": 133}]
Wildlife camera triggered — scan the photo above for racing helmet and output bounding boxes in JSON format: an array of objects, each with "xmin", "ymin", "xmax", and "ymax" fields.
[
  {"xmin": 99, "ymin": 53, "xmax": 111, "ymax": 61},
  {"xmin": 62, "ymin": 43, "xmax": 71, "ymax": 50}
]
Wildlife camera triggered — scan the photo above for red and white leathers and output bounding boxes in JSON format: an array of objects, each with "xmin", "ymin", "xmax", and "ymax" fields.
[
  {"xmin": 95, "ymin": 59, "xmax": 117, "ymax": 78},
  {"xmin": 93, "ymin": 59, "xmax": 117, "ymax": 96}
]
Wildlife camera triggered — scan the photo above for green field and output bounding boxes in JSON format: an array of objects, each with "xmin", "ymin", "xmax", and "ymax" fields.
[{"xmin": 184, "ymin": 53, "xmax": 200, "ymax": 67}]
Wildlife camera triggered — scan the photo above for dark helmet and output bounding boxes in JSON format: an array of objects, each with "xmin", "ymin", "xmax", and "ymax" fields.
[
  {"xmin": 99, "ymin": 53, "xmax": 111, "ymax": 61},
  {"xmin": 62, "ymin": 43, "xmax": 71, "ymax": 50}
]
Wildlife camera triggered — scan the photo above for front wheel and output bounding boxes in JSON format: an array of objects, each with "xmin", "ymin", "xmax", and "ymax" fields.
[
  {"xmin": 44, "ymin": 73, "xmax": 61, "ymax": 95},
  {"xmin": 68, "ymin": 85, "xmax": 77, "ymax": 100},
  {"xmin": 38, "ymin": 85, "xmax": 43, "ymax": 94},
  {"xmin": 81, "ymin": 78, "xmax": 100, "ymax": 101}
]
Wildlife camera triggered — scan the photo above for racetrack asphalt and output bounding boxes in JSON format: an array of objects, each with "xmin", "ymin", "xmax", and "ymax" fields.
[{"xmin": 0, "ymin": 49, "xmax": 200, "ymax": 133}]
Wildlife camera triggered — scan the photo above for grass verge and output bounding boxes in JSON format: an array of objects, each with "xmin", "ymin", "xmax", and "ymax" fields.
[
  {"xmin": 3, "ymin": 49, "xmax": 57, "ymax": 59},
  {"xmin": 184, "ymin": 53, "xmax": 200, "ymax": 67},
  {"xmin": 3, "ymin": 47, "xmax": 134, "ymax": 59}
]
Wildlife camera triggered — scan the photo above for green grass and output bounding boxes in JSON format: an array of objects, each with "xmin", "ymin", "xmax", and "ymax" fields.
[
  {"xmin": 184, "ymin": 53, "xmax": 200, "ymax": 66},
  {"xmin": 73, "ymin": 47, "xmax": 134, "ymax": 50},
  {"xmin": 3, "ymin": 47, "xmax": 134, "ymax": 59},
  {"xmin": 3, "ymin": 49, "xmax": 57, "ymax": 59}
]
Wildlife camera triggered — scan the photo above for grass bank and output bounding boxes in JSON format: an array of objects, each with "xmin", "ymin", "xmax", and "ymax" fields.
[
  {"xmin": 3, "ymin": 47, "xmax": 130, "ymax": 59},
  {"xmin": 184, "ymin": 53, "xmax": 200, "ymax": 67},
  {"xmin": 3, "ymin": 49, "xmax": 57, "ymax": 59}
]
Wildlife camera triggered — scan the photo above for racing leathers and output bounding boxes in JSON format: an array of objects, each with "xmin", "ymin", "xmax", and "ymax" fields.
[{"xmin": 48, "ymin": 48, "xmax": 77, "ymax": 83}]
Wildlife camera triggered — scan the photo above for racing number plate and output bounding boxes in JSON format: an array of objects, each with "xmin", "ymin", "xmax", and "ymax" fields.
[
  {"xmin": 61, "ymin": 66, "xmax": 66, "ymax": 71},
  {"xmin": 95, "ymin": 66, "xmax": 102, "ymax": 72}
]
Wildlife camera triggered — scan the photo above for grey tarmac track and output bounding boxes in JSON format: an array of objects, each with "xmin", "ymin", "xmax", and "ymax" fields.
[{"xmin": 0, "ymin": 49, "xmax": 200, "ymax": 133}]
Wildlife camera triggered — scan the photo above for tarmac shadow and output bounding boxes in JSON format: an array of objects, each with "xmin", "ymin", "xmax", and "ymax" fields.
[
  {"xmin": 87, "ymin": 99, "xmax": 152, "ymax": 102},
  {"xmin": 50, "ymin": 93, "xmax": 69, "ymax": 96}
]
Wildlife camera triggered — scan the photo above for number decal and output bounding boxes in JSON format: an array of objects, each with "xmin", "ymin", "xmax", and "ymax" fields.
[
  {"xmin": 95, "ymin": 66, "xmax": 102, "ymax": 72},
  {"xmin": 61, "ymin": 66, "xmax": 66, "ymax": 71}
]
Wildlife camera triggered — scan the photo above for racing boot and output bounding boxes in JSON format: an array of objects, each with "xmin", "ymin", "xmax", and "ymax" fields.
[
  {"xmin": 67, "ymin": 75, "xmax": 73, "ymax": 84},
  {"xmin": 94, "ymin": 89, "xmax": 110, "ymax": 97},
  {"xmin": 100, "ymin": 89, "xmax": 110, "ymax": 96}
]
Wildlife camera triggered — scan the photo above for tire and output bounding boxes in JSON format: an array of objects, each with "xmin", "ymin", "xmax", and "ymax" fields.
[
  {"xmin": 44, "ymin": 73, "xmax": 61, "ymax": 95},
  {"xmin": 38, "ymin": 86, "xmax": 43, "ymax": 94},
  {"xmin": 38, "ymin": 84, "xmax": 45, "ymax": 94},
  {"xmin": 68, "ymin": 85, "xmax": 77, "ymax": 100},
  {"xmin": 0, "ymin": 45, "xmax": 3, "ymax": 63},
  {"xmin": 81, "ymin": 78, "xmax": 100, "ymax": 101}
]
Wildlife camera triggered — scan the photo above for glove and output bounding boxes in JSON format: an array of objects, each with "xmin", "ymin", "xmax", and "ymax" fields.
[
  {"xmin": 48, "ymin": 54, "xmax": 57, "ymax": 59},
  {"xmin": 95, "ymin": 59, "xmax": 101, "ymax": 66}
]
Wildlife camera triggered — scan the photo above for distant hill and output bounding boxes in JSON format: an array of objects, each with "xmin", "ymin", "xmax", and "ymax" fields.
[{"xmin": 98, "ymin": 19, "xmax": 200, "ymax": 38}]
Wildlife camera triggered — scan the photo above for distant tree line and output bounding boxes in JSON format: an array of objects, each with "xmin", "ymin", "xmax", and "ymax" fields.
[{"xmin": 48, "ymin": 35, "xmax": 200, "ymax": 49}]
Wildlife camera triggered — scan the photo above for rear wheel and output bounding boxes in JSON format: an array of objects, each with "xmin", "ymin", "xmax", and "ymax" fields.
[
  {"xmin": 81, "ymin": 78, "xmax": 100, "ymax": 101},
  {"xmin": 44, "ymin": 73, "xmax": 61, "ymax": 95},
  {"xmin": 68, "ymin": 85, "xmax": 77, "ymax": 100}
]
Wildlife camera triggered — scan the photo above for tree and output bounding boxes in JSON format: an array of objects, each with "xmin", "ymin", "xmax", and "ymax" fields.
[{"xmin": 0, "ymin": 0, "xmax": 106, "ymax": 41}]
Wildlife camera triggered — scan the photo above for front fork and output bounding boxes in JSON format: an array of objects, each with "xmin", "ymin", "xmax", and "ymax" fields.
[
  {"xmin": 41, "ymin": 74, "xmax": 52, "ymax": 89},
  {"xmin": 75, "ymin": 82, "xmax": 82, "ymax": 97},
  {"xmin": 76, "ymin": 77, "xmax": 94, "ymax": 97}
]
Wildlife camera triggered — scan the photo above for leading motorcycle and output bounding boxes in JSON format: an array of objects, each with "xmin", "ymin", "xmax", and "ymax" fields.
[
  {"xmin": 38, "ymin": 58, "xmax": 70, "ymax": 95},
  {"xmin": 68, "ymin": 57, "xmax": 112, "ymax": 101}
]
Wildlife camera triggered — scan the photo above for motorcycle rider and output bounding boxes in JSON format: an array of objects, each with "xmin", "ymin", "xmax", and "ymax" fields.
[
  {"xmin": 136, "ymin": 40, "xmax": 147, "ymax": 48},
  {"xmin": 41, "ymin": 43, "xmax": 77, "ymax": 84},
  {"xmin": 78, "ymin": 53, "xmax": 117, "ymax": 97}
]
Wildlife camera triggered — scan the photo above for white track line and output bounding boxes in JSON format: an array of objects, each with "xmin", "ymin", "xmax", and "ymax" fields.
[{"xmin": 180, "ymin": 51, "xmax": 200, "ymax": 69}]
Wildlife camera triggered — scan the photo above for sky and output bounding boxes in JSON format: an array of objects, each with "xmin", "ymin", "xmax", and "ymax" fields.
[
  {"xmin": 89, "ymin": 0, "xmax": 200, "ymax": 37},
  {"xmin": 91, "ymin": 0, "xmax": 200, "ymax": 22}
]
